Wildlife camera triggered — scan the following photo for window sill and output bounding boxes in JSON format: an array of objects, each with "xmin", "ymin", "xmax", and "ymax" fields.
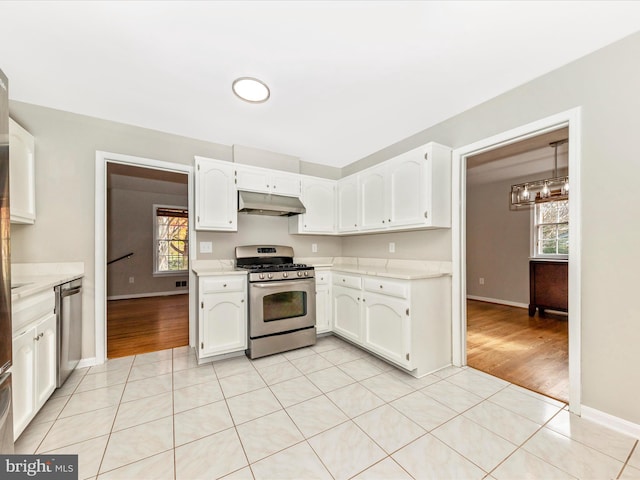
[{"xmin": 153, "ymin": 271, "xmax": 189, "ymax": 277}]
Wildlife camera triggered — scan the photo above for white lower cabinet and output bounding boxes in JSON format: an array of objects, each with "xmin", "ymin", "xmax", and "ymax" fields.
[
  {"xmin": 314, "ymin": 271, "xmax": 332, "ymax": 334},
  {"xmin": 362, "ymin": 292, "xmax": 410, "ymax": 369},
  {"xmin": 330, "ymin": 272, "xmax": 451, "ymax": 377},
  {"xmin": 197, "ymin": 275, "xmax": 247, "ymax": 360},
  {"xmin": 12, "ymin": 311, "xmax": 56, "ymax": 439}
]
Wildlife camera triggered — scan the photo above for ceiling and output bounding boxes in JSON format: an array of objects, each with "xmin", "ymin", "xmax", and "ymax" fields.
[{"xmin": 1, "ymin": 2, "xmax": 639, "ymax": 168}]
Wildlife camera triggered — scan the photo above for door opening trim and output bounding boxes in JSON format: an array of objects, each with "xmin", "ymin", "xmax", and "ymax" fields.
[
  {"xmin": 451, "ymin": 107, "xmax": 582, "ymax": 414},
  {"xmin": 94, "ymin": 151, "xmax": 194, "ymax": 363}
]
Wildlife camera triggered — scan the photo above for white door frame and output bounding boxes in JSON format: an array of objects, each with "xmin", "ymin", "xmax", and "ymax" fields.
[
  {"xmin": 94, "ymin": 151, "xmax": 195, "ymax": 364},
  {"xmin": 451, "ymin": 107, "xmax": 582, "ymax": 413}
]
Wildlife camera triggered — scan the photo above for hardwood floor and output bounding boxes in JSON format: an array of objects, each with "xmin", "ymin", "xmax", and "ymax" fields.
[
  {"xmin": 107, "ymin": 294, "xmax": 189, "ymax": 358},
  {"xmin": 466, "ymin": 299, "xmax": 569, "ymax": 403}
]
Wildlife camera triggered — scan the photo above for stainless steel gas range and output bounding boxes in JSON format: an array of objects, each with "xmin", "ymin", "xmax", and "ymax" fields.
[{"xmin": 235, "ymin": 245, "xmax": 316, "ymax": 359}]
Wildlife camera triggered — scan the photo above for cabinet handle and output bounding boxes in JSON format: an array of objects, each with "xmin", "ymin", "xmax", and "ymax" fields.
[
  {"xmin": 379, "ymin": 285, "xmax": 383, "ymax": 289},
  {"xmin": 342, "ymin": 279, "xmax": 346, "ymax": 282},
  {"xmin": 424, "ymin": 153, "xmax": 428, "ymax": 160},
  {"xmin": 266, "ymin": 184, "xmax": 270, "ymax": 188},
  {"xmin": 388, "ymin": 218, "xmax": 391, "ymax": 222},
  {"xmin": 357, "ymin": 297, "xmax": 360, "ymax": 301},
  {"xmin": 229, "ymin": 220, "xmax": 232, "ymax": 224},
  {"xmin": 201, "ymin": 342, "xmax": 204, "ymax": 349},
  {"xmin": 223, "ymin": 284, "xmax": 227, "ymax": 287},
  {"xmin": 406, "ymin": 353, "xmax": 410, "ymax": 361},
  {"xmin": 406, "ymin": 308, "xmax": 410, "ymax": 316},
  {"xmin": 424, "ymin": 211, "xmax": 428, "ymax": 219},
  {"xmin": 201, "ymin": 301, "xmax": 204, "ymax": 308},
  {"xmin": 241, "ymin": 299, "xmax": 244, "ymax": 303}
]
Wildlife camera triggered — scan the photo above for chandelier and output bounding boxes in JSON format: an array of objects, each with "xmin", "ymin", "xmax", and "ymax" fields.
[{"xmin": 510, "ymin": 139, "xmax": 569, "ymax": 207}]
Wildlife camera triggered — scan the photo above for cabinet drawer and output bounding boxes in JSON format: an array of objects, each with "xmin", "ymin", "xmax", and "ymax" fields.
[
  {"xmin": 315, "ymin": 271, "xmax": 331, "ymax": 285},
  {"xmin": 12, "ymin": 289, "xmax": 55, "ymax": 335},
  {"xmin": 363, "ymin": 278, "xmax": 408, "ymax": 299},
  {"xmin": 200, "ymin": 277, "xmax": 246, "ymax": 294},
  {"xmin": 332, "ymin": 273, "xmax": 361, "ymax": 289}
]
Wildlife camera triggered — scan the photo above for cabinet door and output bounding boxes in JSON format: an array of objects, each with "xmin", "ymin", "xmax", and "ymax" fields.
[
  {"xmin": 12, "ymin": 327, "xmax": 36, "ymax": 439},
  {"xmin": 35, "ymin": 313, "xmax": 57, "ymax": 410},
  {"xmin": 332, "ymin": 285, "xmax": 361, "ymax": 342},
  {"xmin": 195, "ymin": 157, "xmax": 237, "ymax": 231},
  {"xmin": 9, "ymin": 118, "xmax": 36, "ymax": 224},
  {"xmin": 388, "ymin": 149, "xmax": 427, "ymax": 228},
  {"xmin": 315, "ymin": 281, "xmax": 332, "ymax": 334},
  {"xmin": 200, "ymin": 291, "xmax": 247, "ymax": 357},
  {"xmin": 270, "ymin": 172, "xmax": 301, "ymax": 197},
  {"xmin": 337, "ymin": 177, "xmax": 359, "ymax": 233},
  {"xmin": 236, "ymin": 166, "xmax": 270, "ymax": 194},
  {"xmin": 359, "ymin": 167, "xmax": 387, "ymax": 231},
  {"xmin": 298, "ymin": 177, "xmax": 336, "ymax": 233},
  {"xmin": 362, "ymin": 292, "xmax": 411, "ymax": 368}
]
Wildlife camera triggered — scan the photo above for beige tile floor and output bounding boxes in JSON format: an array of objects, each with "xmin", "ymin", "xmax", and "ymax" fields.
[{"xmin": 15, "ymin": 335, "xmax": 640, "ymax": 480}]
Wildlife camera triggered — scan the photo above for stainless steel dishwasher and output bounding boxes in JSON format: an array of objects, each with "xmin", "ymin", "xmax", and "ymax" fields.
[{"xmin": 55, "ymin": 278, "xmax": 82, "ymax": 387}]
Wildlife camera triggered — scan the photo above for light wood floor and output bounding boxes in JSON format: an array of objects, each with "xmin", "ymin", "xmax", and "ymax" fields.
[
  {"xmin": 466, "ymin": 299, "xmax": 569, "ymax": 403},
  {"xmin": 107, "ymin": 294, "xmax": 189, "ymax": 358}
]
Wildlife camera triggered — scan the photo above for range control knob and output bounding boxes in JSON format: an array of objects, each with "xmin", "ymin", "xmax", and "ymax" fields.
[
  {"xmin": 304, "ymin": 271, "xmax": 309, "ymax": 277},
  {"xmin": 283, "ymin": 272, "xmax": 288, "ymax": 278},
  {"xmin": 267, "ymin": 273, "xmax": 273, "ymax": 279},
  {"xmin": 297, "ymin": 271, "xmax": 303, "ymax": 277},
  {"xmin": 259, "ymin": 273, "xmax": 265, "ymax": 279}
]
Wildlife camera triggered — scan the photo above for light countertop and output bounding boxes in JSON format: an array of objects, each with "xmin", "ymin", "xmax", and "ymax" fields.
[
  {"xmin": 191, "ymin": 260, "xmax": 248, "ymax": 276},
  {"xmin": 11, "ymin": 262, "xmax": 85, "ymax": 301},
  {"xmin": 191, "ymin": 257, "xmax": 451, "ymax": 280}
]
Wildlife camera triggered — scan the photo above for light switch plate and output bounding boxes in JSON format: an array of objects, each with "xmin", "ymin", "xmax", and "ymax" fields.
[
  {"xmin": 312, "ymin": 243, "xmax": 318, "ymax": 253},
  {"xmin": 389, "ymin": 242, "xmax": 395, "ymax": 253},
  {"xmin": 199, "ymin": 241, "xmax": 213, "ymax": 254}
]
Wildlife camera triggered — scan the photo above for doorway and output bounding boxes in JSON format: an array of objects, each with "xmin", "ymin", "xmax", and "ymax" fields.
[
  {"xmin": 95, "ymin": 152, "xmax": 196, "ymax": 364},
  {"xmin": 106, "ymin": 163, "xmax": 190, "ymax": 357},
  {"xmin": 464, "ymin": 129, "xmax": 569, "ymax": 402},
  {"xmin": 451, "ymin": 108, "xmax": 582, "ymax": 413}
]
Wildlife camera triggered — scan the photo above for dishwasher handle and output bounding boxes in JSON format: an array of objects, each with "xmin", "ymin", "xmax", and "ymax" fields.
[{"xmin": 61, "ymin": 287, "xmax": 82, "ymax": 298}]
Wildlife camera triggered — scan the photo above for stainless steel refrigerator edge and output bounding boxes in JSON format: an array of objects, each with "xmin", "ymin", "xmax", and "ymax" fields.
[{"xmin": 0, "ymin": 67, "xmax": 15, "ymax": 453}]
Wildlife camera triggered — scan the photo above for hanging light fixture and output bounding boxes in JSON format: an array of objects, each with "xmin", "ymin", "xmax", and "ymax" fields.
[{"xmin": 510, "ymin": 139, "xmax": 569, "ymax": 207}]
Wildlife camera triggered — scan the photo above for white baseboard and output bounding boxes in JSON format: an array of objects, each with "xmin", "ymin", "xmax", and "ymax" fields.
[
  {"xmin": 77, "ymin": 357, "xmax": 99, "ymax": 369},
  {"xmin": 466, "ymin": 295, "xmax": 528, "ymax": 309},
  {"xmin": 107, "ymin": 290, "xmax": 188, "ymax": 301},
  {"xmin": 581, "ymin": 405, "xmax": 640, "ymax": 440}
]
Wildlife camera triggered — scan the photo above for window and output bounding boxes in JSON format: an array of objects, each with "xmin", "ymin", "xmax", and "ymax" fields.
[
  {"xmin": 533, "ymin": 199, "xmax": 568, "ymax": 257},
  {"xmin": 154, "ymin": 205, "xmax": 189, "ymax": 274}
]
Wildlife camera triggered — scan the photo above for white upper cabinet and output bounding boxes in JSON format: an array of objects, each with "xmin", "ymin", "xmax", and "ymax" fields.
[
  {"xmin": 359, "ymin": 165, "xmax": 388, "ymax": 231},
  {"xmin": 289, "ymin": 176, "xmax": 336, "ymax": 234},
  {"xmin": 194, "ymin": 156, "xmax": 237, "ymax": 231},
  {"xmin": 335, "ymin": 142, "xmax": 451, "ymax": 235},
  {"xmin": 236, "ymin": 164, "xmax": 301, "ymax": 197},
  {"xmin": 337, "ymin": 176, "xmax": 359, "ymax": 233},
  {"xmin": 9, "ymin": 118, "xmax": 36, "ymax": 224}
]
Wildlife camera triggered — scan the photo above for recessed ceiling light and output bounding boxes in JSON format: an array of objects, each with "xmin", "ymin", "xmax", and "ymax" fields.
[{"xmin": 232, "ymin": 77, "xmax": 270, "ymax": 103}]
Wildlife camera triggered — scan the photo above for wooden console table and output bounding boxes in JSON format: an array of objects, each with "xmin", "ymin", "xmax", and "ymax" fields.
[{"xmin": 529, "ymin": 260, "xmax": 568, "ymax": 316}]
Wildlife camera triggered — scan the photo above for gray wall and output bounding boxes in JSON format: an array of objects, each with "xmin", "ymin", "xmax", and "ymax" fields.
[
  {"xmin": 10, "ymin": 31, "xmax": 640, "ymax": 424},
  {"xmin": 107, "ymin": 188, "xmax": 189, "ymax": 298},
  {"xmin": 196, "ymin": 214, "xmax": 343, "ymax": 260},
  {"xmin": 465, "ymin": 175, "xmax": 532, "ymax": 305},
  {"xmin": 343, "ymin": 32, "xmax": 640, "ymax": 424}
]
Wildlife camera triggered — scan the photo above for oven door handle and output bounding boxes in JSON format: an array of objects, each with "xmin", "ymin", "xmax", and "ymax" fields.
[{"xmin": 251, "ymin": 280, "xmax": 314, "ymax": 289}]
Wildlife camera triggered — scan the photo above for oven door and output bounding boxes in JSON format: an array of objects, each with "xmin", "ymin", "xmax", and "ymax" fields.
[{"xmin": 249, "ymin": 278, "xmax": 316, "ymax": 338}]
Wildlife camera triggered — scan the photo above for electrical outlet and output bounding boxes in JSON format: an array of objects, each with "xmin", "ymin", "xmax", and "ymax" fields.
[
  {"xmin": 479, "ymin": 277, "xmax": 485, "ymax": 285},
  {"xmin": 199, "ymin": 241, "xmax": 213, "ymax": 254},
  {"xmin": 389, "ymin": 242, "xmax": 395, "ymax": 253},
  {"xmin": 312, "ymin": 243, "xmax": 318, "ymax": 253},
  {"xmin": 129, "ymin": 276, "xmax": 134, "ymax": 284}
]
